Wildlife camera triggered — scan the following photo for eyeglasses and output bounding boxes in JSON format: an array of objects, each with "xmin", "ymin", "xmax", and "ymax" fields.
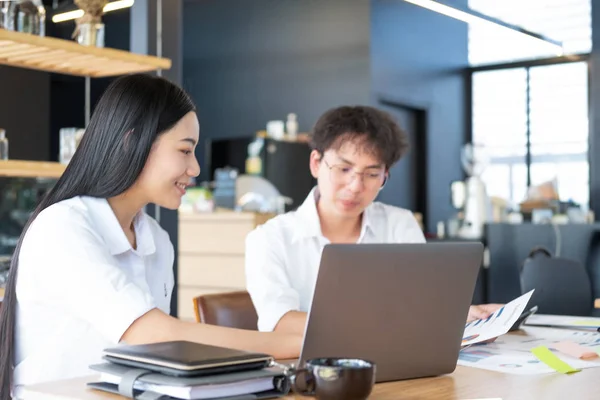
[{"xmin": 322, "ymin": 159, "xmax": 387, "ymax": 189}]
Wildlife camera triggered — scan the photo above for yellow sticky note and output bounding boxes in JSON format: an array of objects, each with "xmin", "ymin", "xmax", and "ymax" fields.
[
  {"xmin": 531, "ymin": 346, "xmax": 581, "ymax": 374},
  {"xmin": 572, "ymin": 320, "xmax": 600, "ymax": 327}
]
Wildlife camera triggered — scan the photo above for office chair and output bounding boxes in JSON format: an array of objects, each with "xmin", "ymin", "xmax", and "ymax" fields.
[
  {"xmin": 520, "ymin": 247, "xmax": 593, "ymax": 316},
  {"xmin": 193, "ymin": 291, "xmax": 258, "ymax": 330}
]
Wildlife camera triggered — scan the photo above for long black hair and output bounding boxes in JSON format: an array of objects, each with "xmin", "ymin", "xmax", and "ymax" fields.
[{"xmin": 0, "ymin": 74, "xmax": 196, "ymax": 399}]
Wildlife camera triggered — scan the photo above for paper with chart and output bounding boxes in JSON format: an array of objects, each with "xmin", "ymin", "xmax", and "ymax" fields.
[
  {"xmin": 461, "ymin": 290, "xmax": 534, "ymax": 347},
  {"xmin": 458, "ymin": 326, "xmax": 600, "ymax": 375}
]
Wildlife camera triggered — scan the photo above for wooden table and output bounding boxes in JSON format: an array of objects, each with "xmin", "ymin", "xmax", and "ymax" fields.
[
  {"xmin": 20, "ymin": 366, "xmax": 600, "ymax": 400},
  {"xmin": 365, "ymin": 366, "xmax": 599, "ymax": 399},
  {"xmin": 21, "ymin": 328, "xmax": 600, "ymax": 400}
]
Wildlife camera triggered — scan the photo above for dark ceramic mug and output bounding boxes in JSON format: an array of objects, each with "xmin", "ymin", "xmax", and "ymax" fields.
[{"xmin": 288, "ymin": 358, "xmax": 376, "ymax": 400}]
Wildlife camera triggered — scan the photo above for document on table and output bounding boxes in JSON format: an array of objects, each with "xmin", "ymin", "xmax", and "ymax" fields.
[{"xmin": 458, "ymin": 326, "xmax": 600, "ymax": 375}]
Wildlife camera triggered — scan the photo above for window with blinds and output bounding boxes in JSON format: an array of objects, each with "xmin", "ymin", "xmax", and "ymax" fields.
[
  {"xmin": 469, "ymin": 1, "xmax": 590, "ymax": 209},
  {"xmin": 472, "ymin": 61, "xmax": 589, "ymax": 208},
  {"xmin": 529, "ymin": 62, "xmax": 589, "ymax": 206},
  {"xmin": 468, "ymin": 0, "xmax": 591, "ymax": 66},
  {"xmin": 472, "ymin": 68, "xmax": 528, "ymax": 205}
]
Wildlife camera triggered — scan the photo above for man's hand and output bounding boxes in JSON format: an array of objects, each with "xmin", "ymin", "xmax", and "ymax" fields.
[{"xmin": 467, "ymin": 303, "xmax": 504, "ymax": 323}]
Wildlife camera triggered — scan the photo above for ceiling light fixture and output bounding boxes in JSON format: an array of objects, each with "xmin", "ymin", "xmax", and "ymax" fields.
[
  {"xmin": 403, "ymin": 0, "xmax": 564, "ymax": 56},
  {"xmin": 52, "ymin": 0, "xmax": 134, "ymax": 23}
]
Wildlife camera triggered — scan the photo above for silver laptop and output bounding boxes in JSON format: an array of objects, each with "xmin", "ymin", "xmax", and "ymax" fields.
[{"xmin": 298, "ymin": 242, "xmax": 483, "ymax": 383}]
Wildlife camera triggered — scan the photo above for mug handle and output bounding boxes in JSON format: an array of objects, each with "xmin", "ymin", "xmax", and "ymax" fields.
[{"xmin": 289, "ymin": 368, "xmax": 316, "ymax": 396}]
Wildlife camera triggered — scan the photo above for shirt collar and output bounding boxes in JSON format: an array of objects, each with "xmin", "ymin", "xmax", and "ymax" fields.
[
  {"xmin": 293, "ymin": 187, "xmax": 375, "ymax": 243},
  {"xmin": 81, "ymin": 196, "xmax": 156, "ymax": 256},
  {"xmin": 360, "ymin": 204, "xmax": 375, "ymax": 241}
]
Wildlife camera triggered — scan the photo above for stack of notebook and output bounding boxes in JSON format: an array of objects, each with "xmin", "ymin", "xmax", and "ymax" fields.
[{"xmin": 87, "ymin": 341, "xmax": 291, "ymax": 399}]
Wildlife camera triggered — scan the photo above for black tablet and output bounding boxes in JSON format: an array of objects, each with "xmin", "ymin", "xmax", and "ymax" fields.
[{"xmin": 102, "ymin": 341, "xmax": 273, "ymax": 377}]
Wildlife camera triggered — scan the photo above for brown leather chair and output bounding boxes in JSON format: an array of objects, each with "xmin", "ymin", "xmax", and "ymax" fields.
[{"xmin": 193, "ymin": 291, "xmax": 259, "ymax": 330}]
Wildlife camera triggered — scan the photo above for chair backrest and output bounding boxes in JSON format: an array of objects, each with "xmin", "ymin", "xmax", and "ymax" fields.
[
  {"xmin": 521, "ymin": 249, "xmax": 593, "ymax": 316},
  {"xmin": 193, "ymin": 291, "xmax": 258, "ymax": 330}
]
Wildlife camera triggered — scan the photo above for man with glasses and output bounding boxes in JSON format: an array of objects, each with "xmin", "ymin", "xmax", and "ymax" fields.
[{"xmin": 245, "ymin": 105, "xmax": 500, "ymax": 334}]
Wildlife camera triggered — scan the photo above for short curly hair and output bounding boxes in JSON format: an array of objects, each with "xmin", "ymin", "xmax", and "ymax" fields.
[{"xmin": 310, "ymin": 105, "xmax": 409, "ymax": 169}]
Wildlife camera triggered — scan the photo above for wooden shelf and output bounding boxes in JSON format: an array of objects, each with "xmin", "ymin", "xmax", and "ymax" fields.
[
  {"xmin": 0, "ymin": 160, "xmax": 66, "ymax": 179},
  {"xmin": 0, "ymin": 29, "xmax": 171, "ymax": 77}
]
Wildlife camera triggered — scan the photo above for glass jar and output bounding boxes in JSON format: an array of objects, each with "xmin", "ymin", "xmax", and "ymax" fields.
[
  {"xmin": 76, "ymin": 21, "xmax": 105, "ymax": 47},
  {"xmin": 0, "ymin": 0, "xmax": 46, "ymax": 36}
]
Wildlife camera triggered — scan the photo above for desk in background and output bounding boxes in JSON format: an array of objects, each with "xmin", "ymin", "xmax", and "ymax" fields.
[
  {"xmin": 177, "ymin": 211, "xmax": 273, "ymax": 321},
  {"xmin": 486, "ymin": 223, "xmax": 600, "ymax": 311}
]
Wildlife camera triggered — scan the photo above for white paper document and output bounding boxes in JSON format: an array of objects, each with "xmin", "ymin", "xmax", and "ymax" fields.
[
  {"xmin": 461, "ymin": 290, "xmax": 534, "ymax": 347},
  {"xmin": 458, "ymin": 326, "xmax": 600, "ymax": 375},
  {"xmin": 525, "ymin": 314, "xmax": 600, "ymax": 330}
]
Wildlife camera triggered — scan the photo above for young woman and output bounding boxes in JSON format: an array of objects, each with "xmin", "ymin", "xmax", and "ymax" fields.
[{"xmin": 0, "ymin": 74, "xmax": 301, "ymax": 399}]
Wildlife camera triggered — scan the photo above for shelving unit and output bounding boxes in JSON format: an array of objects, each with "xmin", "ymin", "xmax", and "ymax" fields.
[
  {"xmin": 0, "ymin": 9, "xmax": 170, "ymax": 302},
  {"xmin": 0, "ymin": 29, "xmax": 171, "ymax": 77},
  {"xmin": 0, "ymin": 23, "xmax": 171, "ymax": 178},
  {"xmin": 0, "ymin": 160, "xmax": 66, "ymax": 179}
]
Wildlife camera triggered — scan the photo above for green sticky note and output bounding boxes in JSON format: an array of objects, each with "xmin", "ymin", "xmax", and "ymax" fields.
[{"xmin": 531, "ymin": 346, "xmax": 581, "ymax": 374}]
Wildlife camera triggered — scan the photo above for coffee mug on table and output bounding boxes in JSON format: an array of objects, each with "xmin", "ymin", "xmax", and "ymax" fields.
[{"xmin": 288, "ymin": 358, "xmax": 376, "ymax": 400}]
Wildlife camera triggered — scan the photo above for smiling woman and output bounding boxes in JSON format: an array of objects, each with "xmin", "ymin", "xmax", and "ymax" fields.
[
  {"xmin": 116, "ymin": 111, "xmax": 200, "ymax": 217},
  {"xmin": 0, "ymin": 74, "xmax": 301, "ymax": 400}
]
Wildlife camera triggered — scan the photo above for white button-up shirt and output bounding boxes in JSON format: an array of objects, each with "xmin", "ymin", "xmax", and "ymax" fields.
[
  {"xmin": 13, "ymin": 196, "xmax": 174, "ymax": 394},
  {"xmin": 245, "ymin": 188, "xmax": 425, "ymax": 332}
]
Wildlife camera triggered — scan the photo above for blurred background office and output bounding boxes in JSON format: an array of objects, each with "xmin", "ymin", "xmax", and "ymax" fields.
[{"xmin": 1, "ymin": 0, "xmax": 599, "ymax": 319}]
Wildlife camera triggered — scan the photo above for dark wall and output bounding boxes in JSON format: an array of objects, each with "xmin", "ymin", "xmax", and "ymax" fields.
[
  {"xmin": 0, "ymin": 66, "xmax": 50, "ymax": 161},
  {"xmin": 183, "ymin": 0, "xmax": 371, "ymax": 182},
  {"xmin": 371, "ymin": 0, "xmax": 468, "ymax": 233},
  {"xmin": 591, "ymin": 2, "xmax": 600, "ymax": 218}
]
